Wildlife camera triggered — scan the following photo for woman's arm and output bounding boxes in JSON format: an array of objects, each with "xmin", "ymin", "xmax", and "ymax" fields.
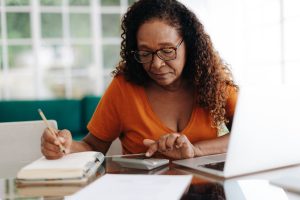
[
  {"xmin": 72, "ymin": 132, "xmax": 112, "ymax": 154},
  {"xmin": 193, "ymin": 134, "xmax": 229, "ymax": 157}
]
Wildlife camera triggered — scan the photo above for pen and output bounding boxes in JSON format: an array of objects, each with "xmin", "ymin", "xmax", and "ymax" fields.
[{"xmin": 38, "ymin": 109, "xmax": 66, "ymax": 154}]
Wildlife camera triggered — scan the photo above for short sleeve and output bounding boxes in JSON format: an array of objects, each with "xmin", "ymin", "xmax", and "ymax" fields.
[
  {"xmin": 225, "ymin": 86, "xmax": 238, "ymax": 123},
  {"xmin": 87, "ymin": 77, "xmax": 123, "ymax": 142}
]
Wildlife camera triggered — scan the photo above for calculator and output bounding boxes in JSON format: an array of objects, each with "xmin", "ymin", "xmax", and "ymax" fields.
[{"xmin": 112, "ymin": 156, "xmax": 169, "ymax": 170}]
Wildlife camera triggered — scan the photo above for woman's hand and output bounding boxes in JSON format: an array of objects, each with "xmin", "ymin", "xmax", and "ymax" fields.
[
  {"xmin": 41, "ymin": 128, "xmax": 72, "ymax": 159},
  {"xmin": 143, "ymin": 133, "xmax": 197, "ymax": 159}
]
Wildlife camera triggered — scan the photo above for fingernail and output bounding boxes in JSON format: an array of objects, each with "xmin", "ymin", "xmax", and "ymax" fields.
[{"xmin": 146, "ymin": 152, "xmax": 150, "ymax": 157}]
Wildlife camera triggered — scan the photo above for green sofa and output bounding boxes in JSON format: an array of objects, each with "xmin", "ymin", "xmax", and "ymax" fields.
[{"xmin": 0, "ymin": 96, "xmax": 100, "ymax": 140}]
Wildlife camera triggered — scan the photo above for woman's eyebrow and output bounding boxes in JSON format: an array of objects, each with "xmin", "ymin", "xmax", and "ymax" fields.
[
  {"xmin": 138, "ymin": 42, "xmax": 177, "ymax": 49},
  {"xmin": 137, "ymin": 44, "xmax": 152, "ymax": 50},
  {"xmin": 158, "ymin": 42, "xmax": 177, "ymax": 46}
]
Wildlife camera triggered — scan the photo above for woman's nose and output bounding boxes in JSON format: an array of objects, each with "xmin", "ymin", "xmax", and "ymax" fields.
[{"xmin": 151, "ymin": 54, "xmax": 165, "ymax": 69}]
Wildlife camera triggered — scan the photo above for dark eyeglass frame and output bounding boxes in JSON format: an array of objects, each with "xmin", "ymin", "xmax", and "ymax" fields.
[{"xmin": 131, "ymin": 39, "xmax": 184, "ymax": 64}]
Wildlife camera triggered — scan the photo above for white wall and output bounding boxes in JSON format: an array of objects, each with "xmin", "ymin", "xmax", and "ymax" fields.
[{"xmin": 181, "ymin": 0, "xmax": 300, "ymax": 85}]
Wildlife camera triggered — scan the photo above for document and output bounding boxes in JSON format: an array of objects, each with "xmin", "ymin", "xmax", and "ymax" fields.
[{"xmin": 66, "ymin": 174, "xmax": 193, "ymax": 200}]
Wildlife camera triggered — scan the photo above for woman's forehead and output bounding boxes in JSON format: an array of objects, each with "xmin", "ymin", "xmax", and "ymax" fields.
[{"xmin": 137, "ymin": 20, "xmax": 181, "ymax": 43}]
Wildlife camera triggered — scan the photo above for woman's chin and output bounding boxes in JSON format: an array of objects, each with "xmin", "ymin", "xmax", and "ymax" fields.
[{"xmin": 154, "ymin": 79, "xmax": 173, "ymax": 87}]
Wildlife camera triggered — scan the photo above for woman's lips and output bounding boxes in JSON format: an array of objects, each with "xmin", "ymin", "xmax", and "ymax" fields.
[
  {"xmin": 151, "ymin": 72, "xmax": 169, "ymax": 79},
  {"xmin": 151, "ymin": 72, "xmax": 169, "ymax": 76}
]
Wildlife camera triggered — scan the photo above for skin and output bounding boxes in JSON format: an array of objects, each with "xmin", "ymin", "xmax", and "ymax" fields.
[{"xmin": 41, "ymin": 19, "xmax": 229, "ymax": 160}]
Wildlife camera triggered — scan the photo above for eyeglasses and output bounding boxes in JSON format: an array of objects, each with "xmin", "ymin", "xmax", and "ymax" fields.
[{"xmin": 132, "ymin": 39, "xmax": 183, "ymax": 64}]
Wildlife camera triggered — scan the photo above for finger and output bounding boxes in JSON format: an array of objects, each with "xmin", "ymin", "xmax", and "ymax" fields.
[
  {"xmin": 42, "ymin": 139, "xmax": 62, "ymax": 154},
  {"xmin": 52, "ymin": 129, "xmax": 71, "ymax": 154},
  {"xmin": 43, "ymin": 128, "xmax": 57, "ymax": 144},
  {"xmin": 42, "ymin": 150, "xmax": 63, "ymax": 160},
  {"xmin": 166, "ymin": 133, "xmax": 180, "ymax": 150},
  {"xmin": 143, "ymin": 139, "xmax": 158, "ymax": 157},
  {"xmin": 143, "ymin": 139, "xmax": 156, "ymax": 146},
  {"xmin": 58, "ymin": 129, "xmax": 73, "ymax": 153},
  {"xmin": 57, "ymin": 129, "xmax": 71, "ymax": 143},
  {"xmin": 41, "ymin": 144, "xmax": 64, "ymax": 159},
  {"xmin": 158, "ymin": 135, "xmax": 168, "ymax": 152},
  {"xmin": 41, "ymin": 128, "xmax": 61, "ymax": 152},
  {"xmin": 145, "ymin": 143, "xmax": 158, "ymax": 157},
  {"xmin": 45, "ymin": 155, "xmax": 63, "ymax": 160},
  {"xmin": 175, "ymin": 134, "xmax": 188, "ymax": 148}
]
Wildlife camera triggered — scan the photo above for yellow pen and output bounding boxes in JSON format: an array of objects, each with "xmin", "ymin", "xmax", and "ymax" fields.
[{"xmin": 38, "ymin": 109, "xmax": 66, "ymax": 154}]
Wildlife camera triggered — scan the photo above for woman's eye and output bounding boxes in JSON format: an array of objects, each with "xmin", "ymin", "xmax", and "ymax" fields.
[
  {"xmin": 139, "ymin": 51, "xmax": 151, "ymax": 56},
  {"xmin": 161, "ymin": 49, "xmax": 173, "ymax": 54}
]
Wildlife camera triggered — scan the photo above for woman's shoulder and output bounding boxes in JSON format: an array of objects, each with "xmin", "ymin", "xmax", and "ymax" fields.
[
  {"xmin": 112, "ymin": 74, "xmax": 134, "ymax": 87},
  {"xmin": 227, "ymin": 84, "xmax": 238, "ymax": 96},
  {"xmin": 225, "ymin": 84, "xmax": 238, "ymax": 117},
  {"xmin": 110, "ymin": 74, "xmax": 141, "ymax": 93}
]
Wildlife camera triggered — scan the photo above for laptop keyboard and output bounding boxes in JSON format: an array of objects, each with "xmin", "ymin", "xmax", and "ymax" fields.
[{"xmin": 199, "ymin": 162, "xmax": 225, "ymax": 171}]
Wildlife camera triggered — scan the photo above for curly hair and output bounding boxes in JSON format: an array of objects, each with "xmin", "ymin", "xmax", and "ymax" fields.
[{"xmin": 112, "ymin": 0, "xmax": 237, "ymax": 128}]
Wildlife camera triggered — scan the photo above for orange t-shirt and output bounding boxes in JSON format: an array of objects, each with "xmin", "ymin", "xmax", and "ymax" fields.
[{"xmin": 87, "ymin": 75, "xmax": 237, "ymax": 154}]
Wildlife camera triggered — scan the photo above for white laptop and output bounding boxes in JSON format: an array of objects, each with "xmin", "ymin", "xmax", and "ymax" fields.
[
  {"xmin": 0, "ymin": 120, "xmax": 57, "ymax": 178},
  {"xmin": 173, "ymin": 85, "xmax": 300, "ymax": 178}
]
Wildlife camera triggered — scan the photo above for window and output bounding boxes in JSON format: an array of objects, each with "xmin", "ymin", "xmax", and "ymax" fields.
[
  {"xmin": 2, "ymin": 0, "xmax": 299, "ymax": 100},
  {"xmin": 0, "ymin": 0, "xmax": 132, "ymax": 99}
]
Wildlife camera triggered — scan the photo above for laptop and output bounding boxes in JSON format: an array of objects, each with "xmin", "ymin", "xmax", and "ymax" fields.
[
  {"xmin": 173, "ymin": 84, "xmax": 300, "ymax": 178},
  {"xmin": 0, "ymin": 120, "xmax": 57, "ymax": 178}
]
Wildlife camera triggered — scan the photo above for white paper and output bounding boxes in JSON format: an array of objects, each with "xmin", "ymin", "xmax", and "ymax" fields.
[
  {"xmin": 17, "ymin": 151, "xmax": 101, "ymax": 179},
  {"xmin": 66, "ymin": 174, "xmax": 192, "ymax": 200},
  {"xmin": 21, "ymin": 151, "xmax": 99, "ymax": 170}
]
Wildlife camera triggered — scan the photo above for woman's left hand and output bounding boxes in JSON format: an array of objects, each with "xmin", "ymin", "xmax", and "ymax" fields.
[{"xmin": 143, "ymin": 133, "xmax": 196, "ymax": 159}]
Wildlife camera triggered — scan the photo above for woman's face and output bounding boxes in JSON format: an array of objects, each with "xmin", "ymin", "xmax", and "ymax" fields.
[{"xmin": 136, "ymin": 19, "xmax": 186, "ymax": 88}]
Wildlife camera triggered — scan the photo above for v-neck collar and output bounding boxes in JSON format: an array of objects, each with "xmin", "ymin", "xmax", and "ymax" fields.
[{"xmin": 140, "ymin": 86, "xmax": 197, "ymax": 134}]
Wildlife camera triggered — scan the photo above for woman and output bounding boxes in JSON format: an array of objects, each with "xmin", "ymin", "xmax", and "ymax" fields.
[{"xmin": 41, "ymin": 0, "xmax": 238, "ymax": 160}]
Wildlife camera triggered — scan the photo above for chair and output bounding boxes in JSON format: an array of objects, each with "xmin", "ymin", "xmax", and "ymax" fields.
[{"xmin": 0, "ymin": 120, "xmax": 57, "ymax": 178}]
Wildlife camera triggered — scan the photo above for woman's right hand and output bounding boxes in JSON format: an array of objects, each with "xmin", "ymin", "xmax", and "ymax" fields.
[{"xmin": 41, "ymin": 128, "xmax": 73, "ymax": 159}]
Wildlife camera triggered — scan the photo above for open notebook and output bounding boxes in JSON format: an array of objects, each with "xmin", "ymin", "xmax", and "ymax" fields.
[{"xmin": 17, "ymin": 151, "xmax": 104, "ymax": 185}]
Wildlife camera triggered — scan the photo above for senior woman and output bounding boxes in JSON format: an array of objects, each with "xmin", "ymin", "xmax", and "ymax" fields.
[{"xmin": 41, "ymin": 0, "xmax": 238, "ymax": 160}]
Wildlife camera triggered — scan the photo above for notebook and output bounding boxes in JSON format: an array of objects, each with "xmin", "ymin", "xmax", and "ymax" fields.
[
  {"xmin": 16, "ymin": 151, "xmax": 105, "ymax": 185},
  {"xmin": 0, "ymin": 120, "xmax": 57, "ymax": 178},
  {"xmin": 173, "ymin": 84, "xmax": 300, "ymax": 178}
]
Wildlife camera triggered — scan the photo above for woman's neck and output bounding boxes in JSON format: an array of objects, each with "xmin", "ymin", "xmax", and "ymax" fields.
[{"xmin": 150, "ymin": 78, "xmax": 188, "ymax": 93}]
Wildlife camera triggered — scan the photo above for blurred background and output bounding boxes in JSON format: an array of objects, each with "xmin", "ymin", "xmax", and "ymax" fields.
[{"xmin": 0, "ymin": 0, "xmax": 299, "ymax": 100}]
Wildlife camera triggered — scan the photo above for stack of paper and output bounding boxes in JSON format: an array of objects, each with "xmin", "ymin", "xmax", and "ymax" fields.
[{"xmin": 66, "ymin": 174, "xmax": 192, "ymax": 200}]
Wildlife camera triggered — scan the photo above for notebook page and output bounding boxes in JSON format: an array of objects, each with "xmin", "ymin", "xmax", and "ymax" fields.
[{"xmin": 21, "ymin": 151, "xmax": 99, "ymax": 170}]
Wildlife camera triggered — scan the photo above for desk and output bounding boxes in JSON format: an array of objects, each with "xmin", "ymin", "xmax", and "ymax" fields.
[{"xmin": 1, "ymin": 158, "xmax": 300, "ymax": 199}]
